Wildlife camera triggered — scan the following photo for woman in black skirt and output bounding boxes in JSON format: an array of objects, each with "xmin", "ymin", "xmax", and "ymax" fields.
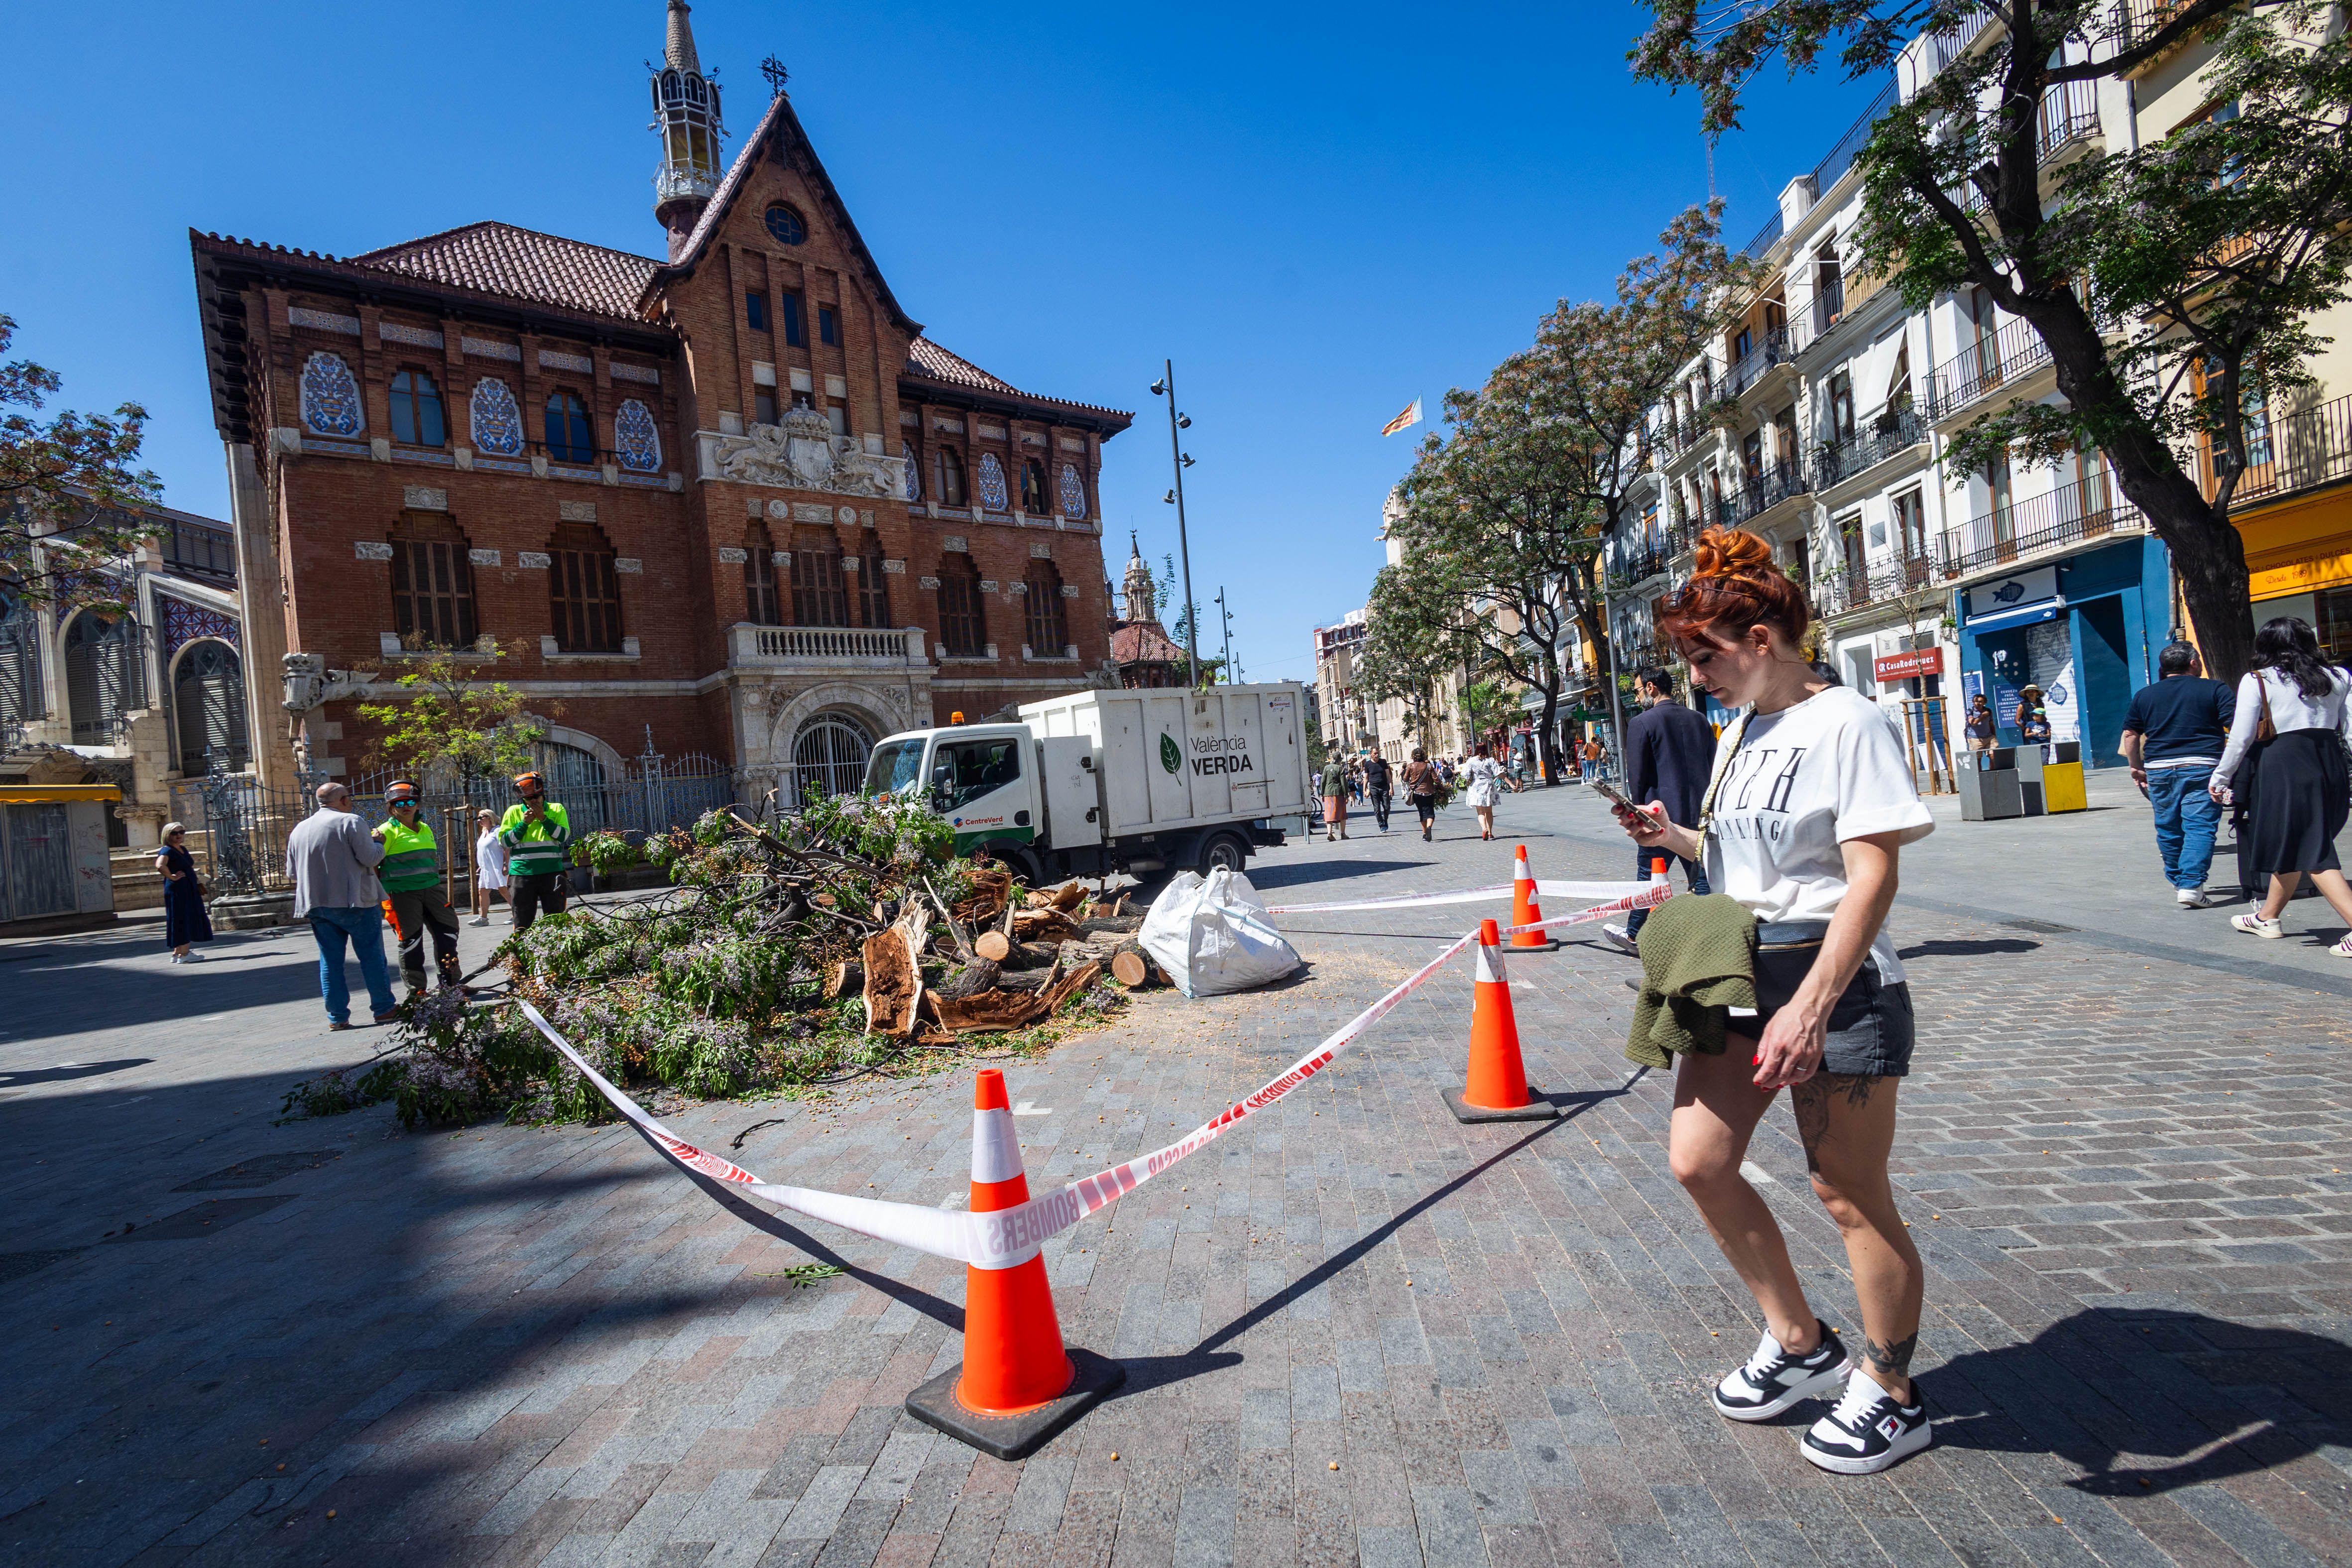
[{"xmin": 2212, "ymin": 616, "xmax": 2352, "ymax": 950}]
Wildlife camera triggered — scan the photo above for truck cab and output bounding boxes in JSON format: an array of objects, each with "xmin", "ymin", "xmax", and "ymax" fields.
[{"xmin": 864, "ymin": 725, "xmax": 1041, "ymax": 857}]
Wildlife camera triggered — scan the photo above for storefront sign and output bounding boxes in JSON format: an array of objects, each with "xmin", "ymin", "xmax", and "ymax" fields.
[
  {"xmin": 1873, "ymin": 647, "xmax": 1943, "ymax": 682},
  {"xmin": 1965, "ymin": 566, "xmax": 2059, "ymax": 619}
]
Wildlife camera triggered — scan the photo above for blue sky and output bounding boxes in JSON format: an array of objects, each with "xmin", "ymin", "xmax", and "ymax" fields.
[{"xmin": 0, "ymin": 0, "xmax": 1882, "ymax": 684}]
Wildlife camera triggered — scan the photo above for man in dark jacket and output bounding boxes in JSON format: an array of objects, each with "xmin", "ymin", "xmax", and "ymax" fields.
[
  {"xmin": 1605, "ymin": 666, "xmax": 1716, "ymax": 952},
  {"xmin": 1360, "ymin": 749, "xmax": 1393, "ymax": 833}
]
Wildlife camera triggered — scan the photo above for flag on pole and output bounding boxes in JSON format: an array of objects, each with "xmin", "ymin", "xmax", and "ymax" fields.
[{"xmin": 1381, "ymin": 397, "xmax": 1423, "ymax": 437}]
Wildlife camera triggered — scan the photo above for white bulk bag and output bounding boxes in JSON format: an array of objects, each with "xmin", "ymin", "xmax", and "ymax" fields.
[{"xmin": 1139, "ymin": 866, "xmax": 1302, "ymax": 998}]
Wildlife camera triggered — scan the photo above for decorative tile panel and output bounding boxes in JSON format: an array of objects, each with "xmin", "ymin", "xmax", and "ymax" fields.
[
  {"xmin": 300, "ymin": 352, "xmax": 363, "ymax": 436},
  {"xmin": 902, "ymin": 442, "xmax": 921, "ymax": 502},
  {"xmin": 615, "ymin": 399, "xmax": 661, "ymax": 473},
  {"xmin": 1008, "ymin": 581, "xmax": 1027, "ymax": 595},
  {"xmin": 354, "ymin": 541, "xmax": 394, "ymax": 561},
  {"xmin": 468, "ymin": 549, "xmax": 502, "ymax": 566},
  {"xmin": 558, "ymin": 500, "xmax": 598, "ymax": 522},
  {"xmin": 934, "ymin": 417, "xmax": 965, "ymax": 434},
  {"xmin": 1058, "ymin": 434, "xmax": 1087, "ymax": 452},
  {"xmin": 538, "ymin": 348, "xmax": 594, "ymax": 374},
  {"xmin": 402, "ymin": 485, "xmax": 447, "ymax": 511},
  {"xmin": 979, "ymin": 579, "xmax": 999, "ymax": 593},
  {"xmin": 289, "ymin": 307, "xmax": 361, "ymax": 336},
  {"xmin": 610, "ymin": 362, "xmax": 661, "ymax": 384},
  {"xmin": 792, "ymin": 503, "xmax": 832, "ymax": 523},
  {"xmin": 461, "ymin": 336, "xmax": 522, "ymax": 362},
  {"xmin": 469, "ymin": 378, "xmax": 523, "ymax": 456},
  {"xmin": 900, "ymin": 409, "xmax": 920, "ymax": 427},
  {"xmin": 840, "ymin": 556, "xmax": 860, "ymax": 573},
  {"xmin": 517, "ymin": 552, "xmax": 552, "ymax": 569},
  {"xmin": 1059, "ymin": 463, "xmax": 1087, "ymax": 518},
  {"xmin": 379, "ymin": 321, "xmax": 444, "ymax": 349},
  {"xmin": 977, "ymin": 423, "xmax": 1009, "ymax": 440},
  {"xmin": 1029, "ymin": 542, "xmax": 1054, "ymax": 558}
]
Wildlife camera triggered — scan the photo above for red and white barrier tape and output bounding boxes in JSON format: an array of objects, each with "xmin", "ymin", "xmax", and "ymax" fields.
[
  {"xmin": 510, "ymin": 885, "xmax": 1663, "ymax": 1270},
  {"xmin": 1265, "ymin": 878, "xmax": 1645, "ymax": 916}
]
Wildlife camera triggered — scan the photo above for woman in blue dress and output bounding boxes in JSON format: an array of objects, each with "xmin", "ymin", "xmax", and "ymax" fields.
[{"xmin": 157, "ymin": 822, "xmax": 213, "ymax": 964}]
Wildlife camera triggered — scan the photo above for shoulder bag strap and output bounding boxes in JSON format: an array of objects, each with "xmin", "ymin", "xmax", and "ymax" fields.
[
  {"xmin": 2255, "ymin": 670, "xmax": 2276, "ymax": 742},
  {"xmin": 1694, "ymin": 707, "xmax": 1755, "ymax": 844}
]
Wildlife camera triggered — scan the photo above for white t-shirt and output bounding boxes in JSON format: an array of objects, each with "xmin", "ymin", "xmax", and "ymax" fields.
[{"xmin": 1702, "ymin": 685, "xmax": 1934, "ymax": 982}]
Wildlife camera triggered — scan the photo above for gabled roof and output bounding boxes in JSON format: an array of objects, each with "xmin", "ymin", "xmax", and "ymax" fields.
[
  {"xmin": 1111, "ymin": 619, "xmax": 1183, "ymax": 667},
  {"xmin": 349, "ymin": 222, "xmax": 658, "ymax": 322},
  {"xmin": 906, "ymin": 337, "xmax": 1018, "ymax": 395},
  {"xmin": 645, "ymin": 91, "xmax": 919, "ymax": 336}
]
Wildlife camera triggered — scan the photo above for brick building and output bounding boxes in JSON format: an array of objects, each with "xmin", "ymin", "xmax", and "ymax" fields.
[{"xmin": 190, "ymin": 0, "xmax": 1129, "ymax": 800}]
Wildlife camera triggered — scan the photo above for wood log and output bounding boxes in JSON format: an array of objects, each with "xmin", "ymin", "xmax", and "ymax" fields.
[
  {"xmin": 1040, "ymin": 960, "xmax": 1103, "ymax": 1012},
  {"xmin": 823, "ymin": 959, "xmax": 863, "ymax": 1000},
  {"xmin": 997, "ymin": 939, "xmax": 1059, "ymax": 970},
  {"xmin": 932, "ymin": 989, "xmax": 1050, "ymax": 1033},
  {"xmin": 933, "ymin": 957, "xmax": 1001, "ymax": 1001},
  {"xmin": 992, "ymin": 956, "xmax": 1064, "ymax": 994},
  {"xmin": 860, "ymin": 925, "xmax": 923, "ymax": 1037},
  {"xmin": 1109, "ymin": 944, "xmax": 1151, "ymax": 989},
  {"xmin": 1050, "ymin": 881, "xmax": 1089, "ymax": 912},
  {"xmin": 1076, "ymin": 915, "xmax": 1143, "ymax": 938},
  {"xmin": 1012, "ymin": 908, "xmax": 1082, "ymax": 943},
  {"xmin": 974, "ymin": 929, "xmax": 1012, "ymax": 964}
]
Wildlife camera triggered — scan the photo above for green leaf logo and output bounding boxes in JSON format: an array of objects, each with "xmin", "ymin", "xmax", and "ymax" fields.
[{"xmin": 1159, "ymin": 733, "xmax": 1182, "ymax": 774}]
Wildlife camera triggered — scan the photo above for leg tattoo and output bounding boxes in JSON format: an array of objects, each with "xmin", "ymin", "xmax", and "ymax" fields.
[
  {"xmin": 1789, "ymin": 1073, "xmax": 1882, "ymax": 1174},
  {"xmin": 1861, "ymin": 1329, "xmax": 1918, "ymax": 1381}
]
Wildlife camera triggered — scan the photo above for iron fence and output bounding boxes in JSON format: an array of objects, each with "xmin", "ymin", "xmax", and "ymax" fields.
[
  {"xmin": 2207, "ymin": 391, "xmax": 2352, "ymax": 510},
  {"xmin": 1813, "ymin": 405, "xmax": 1929, "ymax": 490}
]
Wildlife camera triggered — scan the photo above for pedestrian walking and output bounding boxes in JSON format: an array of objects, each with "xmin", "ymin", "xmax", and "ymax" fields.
[
  {"xmin": 2212, "ymin": 617, "xmax": 2352, "ymax": 948},
  {"xmin": 472, "ymin": 808, "xmax": 508, "ymax": 925},
  {"xmin": 374, "ymin": 782, "xmax": 465, "ymax": 1000},
  {"xmin": 1581, "ymin": 734, "xmax": 1607, "ymax": 782},
  {"xmin": 1615, "ymin": 526, "xmax": 1934, "ymax": 1474},
  {"xmin": 1402, "ymin": 747, "xmax": 1441, "ymax": 842},
  {"xmin": 1349, "ymin": 760, "xmax": 1365, "ymax": 806},
  {"xmin": 1464, "ymin": 742, "xmax": 1504, "ymax": 840},
  {"xmin": 156, "ymin": 822, "xmax": 212, "ymax": 964},
  {"xmin": 1604, "ymin": 666, "xmax": 1715, "ymax": 953},
  {"xmin": 498, "ymin": 771, "xmax": 574, "ymax": 933},
  {"xmin": 1963, "ymin": 694, "xmax": 1997, "ymax": 754},
  {"xmin": 2119, "ymin": 643, "xmax": 2235, "ymax": 909},
  {"xmin": 1320, "ymin": 752, "xmax": 1350, "ymax": 842},
  {"xmin": 285, "ymin": 781, "xmax": 398, "ymax": 1030},
  {"xmin": 1361, "ymin": 749, "xmax": 1393, "ymax": 833}
]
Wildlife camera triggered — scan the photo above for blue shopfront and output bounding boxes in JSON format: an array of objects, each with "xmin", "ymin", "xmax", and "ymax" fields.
[{"xmin": 1953, "ymin": 536, "xmax": 2170, "ymax": 769}]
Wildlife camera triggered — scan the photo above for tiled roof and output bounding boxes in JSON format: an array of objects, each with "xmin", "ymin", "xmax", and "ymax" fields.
[
  {"xmin": 1111, "ymin": 619, "xmax": 1183, "ymax": 666},
  {"xmin": 905, "ymin": 337, "xmax": 1018, "ymax": 394},
  {"xmin": 350, "ymin": 223, "xmax": 658, "ymax": 321}
]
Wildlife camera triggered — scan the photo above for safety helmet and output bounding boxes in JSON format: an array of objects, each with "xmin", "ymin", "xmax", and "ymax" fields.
[
  {"xmin": 512, "ymin": 770, "xmax": 545, "ymax": 792},
  {"xmin": 385, "ymin": 781, "xmax": 420, "ymax": 804}
]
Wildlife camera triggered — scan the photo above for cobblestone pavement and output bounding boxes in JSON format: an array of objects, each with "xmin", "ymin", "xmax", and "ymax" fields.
[{"xmin": 6, "ymin": 783, "xmax": 2352, "ymax": 1567}]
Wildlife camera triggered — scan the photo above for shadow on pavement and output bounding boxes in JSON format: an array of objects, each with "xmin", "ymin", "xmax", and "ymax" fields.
[
  {"xmin": 0, "ymin": 1059, "xmax": 153, "ymax": 1088},
  {"xmin": 1922, "ymin": 1305, "xmax": 2350, "ymax": 1497},
  {"xmin": 1898, "ymin": 938, "xmax": 2041, "ymax": 959},
  {"xmin": 1245, "ymin": 858, "xmax": 1434, "ymax": 891}
]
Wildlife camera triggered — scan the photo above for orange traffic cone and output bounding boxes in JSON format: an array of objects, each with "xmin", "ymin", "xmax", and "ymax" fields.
[
  {"xmin": 1442, "ymin": 920, "xmax": 1560, "ymax": 1124},
  {"xmin": 1509, "ymin": 844, "xmax": 1560, "ymax": 952},
  {"xmin": 904, "ymin": 1068, "xmax": 1123, "ymax": 1459}
]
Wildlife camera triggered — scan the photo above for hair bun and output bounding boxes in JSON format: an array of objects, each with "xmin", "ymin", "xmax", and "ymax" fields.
[{"xmin": 1692, "ymin": 527, "xmax": 1775, "ymax": 580}]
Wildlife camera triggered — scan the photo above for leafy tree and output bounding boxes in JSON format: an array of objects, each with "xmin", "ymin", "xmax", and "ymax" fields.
[
  {"xmin": 358, "ymin": 643, "xmax": 548, "ymax": 781},
  {"xmin": 1461, "ymin": 677, "xmax": 1527, "ymax": 740},
  {"xmin": 0, "ymin": 313, "xmax": 161, "ymax": 610},
  {"xmin": 1633, "ymin": 0, "xmax": 2352, "ymax": 678},
  {"xmin": 1357, "ymin": 555, "xmax": 1465, "ymax": 757}
]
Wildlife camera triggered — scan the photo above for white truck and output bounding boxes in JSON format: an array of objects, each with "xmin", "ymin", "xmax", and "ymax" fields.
[{"xmin": 862, "ymin": 683, "xmax": 1311, "ymax": 884}]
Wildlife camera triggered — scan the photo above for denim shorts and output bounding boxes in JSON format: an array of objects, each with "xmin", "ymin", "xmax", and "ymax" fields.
[{"xmin": 1741, "ymin": 942, "xmax": 1917, "ymax": 1078}]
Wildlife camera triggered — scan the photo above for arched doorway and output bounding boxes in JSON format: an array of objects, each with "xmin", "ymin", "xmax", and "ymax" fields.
[
  {"xmin": 790, "ymin": 714, "xmax": 873, "ymax": 803},
  {"xmin": 64, "ymin": 611, "xmax": 145, "ymax": 746},
  {"xmin": 173, "ymin": 640, "xmax": 248, "ymax": 774}
]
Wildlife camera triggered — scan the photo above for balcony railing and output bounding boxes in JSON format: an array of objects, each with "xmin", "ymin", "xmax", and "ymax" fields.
[
  {"xmin": 2037, "ymin": 78, "xmax": 2101, "ymax": 163},
  {"xmin": 1925, "ymin": 316, "xmax": 2052, "ymax": 419},
  {"xmin": 1941, "ymin": 482, "xmax": 2142, "ymax": 578},
  {"xmin": 1724, "ymin": 329, "xmax": 1793, "ymax": 399},
  {"xmin": 1814, "ymin": 553, "xmax": 1943, "ymax": 617},
  {"xmin": 1608, "ymin": 547, "xmax": 1672, "ymax": 591},
  {"xmin": 2206, "ymin": 391, "xmax": 2352, "ymax": 510},
  {"xmin": 730, "ymin": 622, "xmax": 923, "ymax": 664},
  {"xmin": 1810, "ymin": 274, "xmax": 1848, "ymax": 344},
  {"xmin": 1812, "ymin": 404, "xmax": 1928, "ymax": 490},
  {"xmin": 1717, "ymin": 462, "xmax": 1813, "ymax": 528},
  {"xmin": 1740, "ymin": 212, "xmax": 1784, "ymax": 261},
  {"xmin": 162, "ymin": 519, "xmax": 236, "ymax": 582}
]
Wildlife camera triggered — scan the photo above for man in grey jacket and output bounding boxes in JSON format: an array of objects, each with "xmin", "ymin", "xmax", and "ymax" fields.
[{"xmin": 286, "ymin": 781, "xmax": 400, "ymax": 1029}]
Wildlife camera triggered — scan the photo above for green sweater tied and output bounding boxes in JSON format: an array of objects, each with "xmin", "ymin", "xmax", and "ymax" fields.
[{"xmin": 1626, "ymin": 893, "xmax": 1758, "ymax": 1069}]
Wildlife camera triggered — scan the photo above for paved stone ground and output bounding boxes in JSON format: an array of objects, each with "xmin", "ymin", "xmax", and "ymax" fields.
[{"xmin": 6, "ymin": 782, "xmax": 2352, "ymax": 1567}]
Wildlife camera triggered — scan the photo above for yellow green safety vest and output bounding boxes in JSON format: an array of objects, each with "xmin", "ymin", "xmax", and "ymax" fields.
[
  {"xmin": 498, "ymin": 802, "xmax": 573, "ymax": 878},
  {"xmin": 375, "ymin": 816, "xmax": 441, "ymax": 893}
]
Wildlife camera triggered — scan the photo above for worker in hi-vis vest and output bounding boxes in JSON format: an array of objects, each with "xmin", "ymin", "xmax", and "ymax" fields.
[
  {"xmin": 497, "ymin": 770, "xmax": 573, "ymax": 933},
  {"xmin": 373, "ymin": 780, "xmax": 464, "ymax": 999}
]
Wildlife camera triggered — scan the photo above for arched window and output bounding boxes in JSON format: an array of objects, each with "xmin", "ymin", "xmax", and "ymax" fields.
[
  {"xmin": 548, "ymin": 523, "xmax": 623, "ymax": 652},
  {"xmin": 791, "ymin": 714, "xmax": 873, "ymax": 803},
  {"xmin": 390, "ymin": 369, "xmax": 446, "ymax": 447},
  {"xmin": 1020, "ymin": 458, "xmax": 1049, "ymax": 514},
  {"xmin": 936, "ymin": 448, "xmax": 967, "ymax": 507},
  {"xmin": 743, "ymin": 523, "xmax": 783, "ymax": 626},
  {"xmin": 63, "ymin": 610, "xmax": 145, "ymax": 746},
  {"xmin": 173, "ymin": 640, "xmax": 247, "ymax": 774},
  {"xmin": 857, "ymin": 536, "xmax": 891, "ymax": 628},
  {"xmin": 389, "ymin": 512, "xmax": 479, "ymax": 650},
  {"xmin": 544, "ymin": 391, "xmax": 594, "ymax": 464},
  {"xmin": 1024, "ymin": 559, "xmax": 1068, "ymax": 656},
  {"xmin": 791, "ymin": 528, "xmax": 848, "ymax": 627},
  {"xmin": 936, "ymin": 552, "xmax": 986, "ymax": 657},
  {"xmin": 299, "ymin": 352, "xmax": 362, "ymax": 436},
  {"xmin": 0, "ymin": 592, "xmax": 42, "ymax": 746}
]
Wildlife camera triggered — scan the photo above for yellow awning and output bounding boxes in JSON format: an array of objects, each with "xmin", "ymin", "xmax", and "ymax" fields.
[{"xmin": 0, "ymin": 783, "xmax": 123, "ymax": 804}]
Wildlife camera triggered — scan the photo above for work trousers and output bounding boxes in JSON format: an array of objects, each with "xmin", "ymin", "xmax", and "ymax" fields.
[
  {"xmin": 510, "ymin": 871, "xmax": 570, "ymax": 933},
  {"xmin": 386, "ymin": 885, "xmax": 463, "ymax": 991}
]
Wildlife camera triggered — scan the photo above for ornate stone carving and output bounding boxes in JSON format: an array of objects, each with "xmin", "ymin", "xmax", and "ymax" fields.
[
  {"xmin": 712, "ymin": 408, "xmax": 908, "ymax": 497},
  {"xmin": 353, "ymin": 541, "xmax": 393, "ymax": 562},
  {"xmin": 282, "ymin": 652, "xmax": 370, "ymax": 714}
]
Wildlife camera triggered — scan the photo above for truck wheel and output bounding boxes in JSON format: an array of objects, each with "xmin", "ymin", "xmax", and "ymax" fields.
[{"xmin": 1197, "ymin": 831, "xmax": 1250, "ymax": 876}]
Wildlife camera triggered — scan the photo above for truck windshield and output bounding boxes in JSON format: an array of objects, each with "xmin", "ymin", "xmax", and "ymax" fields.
[
  {"xmin": 932, "ymin": 737, "xmax": 1022, "ymax": 811},
  {"xmin": 864, "ymin": 739, "xmax": 927, "ymax": 795}
]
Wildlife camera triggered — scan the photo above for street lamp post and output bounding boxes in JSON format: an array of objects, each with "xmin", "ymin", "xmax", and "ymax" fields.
[
  {"xmin": 1150, "ymin": 360, "xmax": 1201, "ymax": 684},
  {"xmin": 1214, "ymin": 586, "xmax": 1236, "ymax": 685}
]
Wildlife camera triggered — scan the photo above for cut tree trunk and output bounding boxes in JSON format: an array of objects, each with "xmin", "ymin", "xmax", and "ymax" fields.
[
  {"xmin": 1077, "ymin": 915, "xmax": 1143, "ymax": 938},
  {"xmin": 1108, "ymin": 941, "xmax": 1159, "ymax": 989},
  {"xmin": 823, "ymin": 960, "xmax": 863, "ymax": 1000},
  {"xmin": 933, "ymin": 957, "xmax": 1001, "ymax": 1000},
  {"xmin": 860, "ymin": 925, "xmax": 923, "ymax": 1037},
  {"xmin": 974, "ymin": 929, "xmax": 1011, "ymax": 964}
]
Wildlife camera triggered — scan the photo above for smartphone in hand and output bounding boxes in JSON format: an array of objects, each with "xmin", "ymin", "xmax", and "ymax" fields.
[{"xmin": 1591, "ymin": 777, "xmax": 1663, "ymax": 827}]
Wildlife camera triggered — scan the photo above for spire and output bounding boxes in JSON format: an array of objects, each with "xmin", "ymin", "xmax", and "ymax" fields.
[
  {"xmin": 649, "ymin": 0, "xmax": 725, "ymax": 260},
  {"xmin": 1121, "ymin": 534, "xmax": 1158, "ymax": 626}
]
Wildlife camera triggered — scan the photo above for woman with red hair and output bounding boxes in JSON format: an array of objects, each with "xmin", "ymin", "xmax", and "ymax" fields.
[{"xmin": 1614, "ymin": 527, "xmax": 1935, "ymax": 1474}]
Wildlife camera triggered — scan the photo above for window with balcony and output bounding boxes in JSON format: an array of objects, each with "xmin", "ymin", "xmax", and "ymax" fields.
[
  {"xmin": 1020, "ymin": 458, "xmax": 1049, "ymax": 514},
  {"xmin": 1024, "ymin": 560, "xmax": 1067, "ymax": 654},
  {"xmin": 936, "ymin": 448, "xmax": 967, "ymax": 507},
  {"xmin": 791, "ymin": 528, "xmax": 849, "ymax": 627},
  {"xmin": 389, "ymin": 369, "xmax": 446, "ymax": 448},
  {"xmin": 1887, "ymin": 342, "xmax": 1913, "ymax": 412},
  {"xmin": 1742, "ymin": 430, "xmax": 1764, "ymax": 483},
  {"xmin": 544, "ymin": 391, "xmax": 594, "ymax": 464},
  {"xmin": 857, "ymin": 538, "xmax": 891, "ymax": 628},
  {"xmin": 937, "ymin": 552, "xmax": 986, "ymax": 656},
  {"xmin": 1893, "ymin": 487, "xmax": 1928, "ymax": 564},
  {"xmin": 743, "ymin": 523, "xmax": 783, "ymax": 626},
  {"xmin": 1813, "ymin": 242, "xmax": 1844, "ymax": 338},
  {"xmin": 548, "ymin": 522, "xmax": 624, "ymax": 652},
  {"xmin": 1829, "ymin": 372, "xmax": 1856, "ymax": 443},
  {"xmin": 389, "ymin": 512, "xmax": 478, "ymax": 649}
]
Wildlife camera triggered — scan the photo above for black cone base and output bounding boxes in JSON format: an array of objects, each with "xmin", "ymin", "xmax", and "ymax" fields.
[
  {"xmin": 905, "ymin": 1346, "xmax": 1125, "ymax": 1460},
  {"xmin": 1442, "ymin": 1084, "xmax": 1562, "ymax": 1124},
  {"xmin": 1506, "ymin": 937, "xmax": 1562, "ymax": 953}
]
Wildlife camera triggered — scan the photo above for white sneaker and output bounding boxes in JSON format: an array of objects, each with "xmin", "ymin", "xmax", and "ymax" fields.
[
  {"xmin": 168, "ymin": 953, "xmax": 183, "ymax": 965},
  {"xmin": 1600, "ymin": 923, "xmax": 1638, "ymax": 955},
  {"xmin": 2232, "ymin": 911, "xmax": 2285, "ymax": 939},
  {"xmin": 1801, "ymin": 1370, "xmax": 1932, "ymax": 1474},
  {"xmin": 470, "ymin": 916, "xmax": 490, "ymax": 926},
  {"xmin": 1712, "ymin": 1322, "xmax": 1851, "ymax": 1422},
  {"xmin": 2177, "ymin": 887, "xmax": 2207, "ymax": 908}
]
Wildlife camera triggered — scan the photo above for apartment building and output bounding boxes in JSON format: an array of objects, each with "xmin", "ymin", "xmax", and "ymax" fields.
[{"xmin": 1311, "ymin": 609, "xmax": 1372, "ymax": 754}]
